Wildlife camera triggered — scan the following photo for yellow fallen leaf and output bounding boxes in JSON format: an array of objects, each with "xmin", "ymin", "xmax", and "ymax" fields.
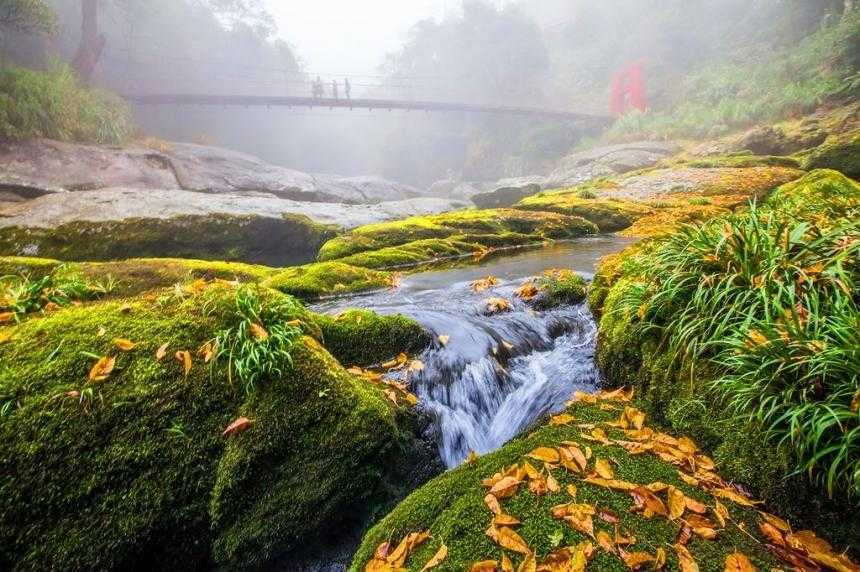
[
  {"xmin": 222, "ymin": 417, "xmax": 253, "ymax": 437},
  {"xmin": 484, "ymin": 493, "xmax": 502, "ymax": 515},
  {"xmin": 437, "ymin": 334, "xmax": 450, "ymax": 346},
  {"xmin": 249, "ymin": 322, "xmax": 269, "ymax": 341},
  {"xmin": 726, "ymin": 553, "xmax": 757, "ymax": 572},
  {"xmin": 501, "ymin": 553, "xmax": 514, "ymax": 572},
  {"xmin": 420, "ymin": 544, "xmax": 447, "ymax": 571},
  {"xmin": 630, "ymin": 486, "xmax": 668, "ymax": 518},
  {"xmin": 484, "ymin": 297, "xmax": 512, "ymax": 314},
  {"xmin": 88, "ymin": 356, "xmax": 116, "ymax": 382},
  {"xmin": 757, "ymin": 511, "xmax": 790, "ymax": 533},
  {"xmin": 527, "ymin": 447, "xmax": 560, "ymax": 463},
  {"xmin": 493, "ymin": 513, "xmax": 521, "ymax": 527},
  {"xmin": 0, "ymin": 312, "xmax": 14, "ymax": 323},
  {"xmin": 387, "ymin": 531, "xmax": 430, "ymax": 567},
  {"xmin": 596, "ymin": 530, "xmax": 615, "ymax": 553},
  {"xmin": 198, "ymin": 341, "xmax": 217, "ymax": 363},
  {"xmin": 495, "ymin": 526, "xmax": 530, "ymax": 554},
  {"xmin": 594, "ymin": 458, "xmax": 615, "ymax": 479},
  {"xmin": 471, "ymin": 275, "xmax": 500, "ymax": 292},
  {"xmin": 675, "ymin": 544, "xmax": 699, "ymax": 572},
  {"xmin": 489, "ymin": 476, "xmax": 522, "ymax": 499},
  {"xmin": 620, "ymin": 550, "xmax": 655, "ymax": 569},
  {"xmin": 566, "ymin": 484, "xmax": 577, "ymax": 497},
  {"xmin": 155, "ymin": 342, "xmax": 169, "ymax": 361},
  {"xmin": 654, "ymin": 547, "xmax": 667, "ymax": 570},
  {"xmin": 549, "ymin": 413, "xmax": 575, "ymax": 426},
  {"xmin": 470, "ymin": 561, "xmax": 498, "ymax": 572},
  {"xmin": 0, "ymin": 330, "xmax": 13, "ymax": 345},
  {"xmin": 514, "ymin": 281, "xmax": 540, "ymax": 301},
  {"xmin": 113, "ymin": 338, "xmax": 136, "ymax": 352},
  {"xmin": 713, "ymin": 501, "xmax": 729, "ymax": 528},
  {"xmin": 667, "ymin": 486, "xmax": 686, "ymax": 520},
  {"xmin": 175, "ymin": 350, "xmax": 192, "ymax": 377},
  {"xmin": 408, "ymin": 360, "xmax": 425, "ymax": 373},
  {"xmin": 546, "ymin": 472, "xmax": 560, "ymax": 493},
  {"xmin": 517, "ymin": 552, "xmax": 536, "ymax": 572},
  {"xmin": 713, "ymin": 487, "xmax": 760, "ymax": 507},
  {"xmin": 582, "ymin": 476, "xmax": 637, "ymax": 491}
]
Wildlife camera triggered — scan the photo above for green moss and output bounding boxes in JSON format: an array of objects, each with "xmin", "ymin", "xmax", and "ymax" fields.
[
  {"xmin": 533, "ymin": 269, "xmax": 588, "ymax": 309},
  {"xmin": 0, "ymin": 256, "xmax": 63, "ymax": 279},
  {"xmin": 764, "ymin": 169, "xmax": 860, "ymax": 222},
  {"xmin": 263, "ymin": 261, "xmax": 394, "ymax": 300},
  {"xmin": 0, "ymin": 283, "xmax": 422, "ymax": 569},
  {"xmin": 0, "ymin": 213, "xmax": 337, "ymax": 266},
  {"xmin": 317, "ymin": 209, "xmax": 597, "ymax": 264},
  {"xmin": 313, "ymin": 309, "xmax": 431, "ymax": 368},
  {"xmin": 671, "ymin": 154, "xmax": 802, "ymax": 170},
  {"xmin": 515, "ymin": 193, "xmax": 653, "ymax": 233},
  {"xmin": 350, "ymin": 400, "xmax": 795, "ymax": 572},
  {"xmin": 800, "ymin": 131, "xmax": 860, "ymax": 179}
]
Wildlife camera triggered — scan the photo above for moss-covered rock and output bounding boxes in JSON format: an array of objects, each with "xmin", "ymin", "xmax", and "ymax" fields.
[
  {"xmin": 0, "ymin": 256, "xmax": 63, "ymax": 278},
  {"xmin": 317, "ymin": 209, "xmax": 597, "ymax": 266},
  {"xmin": 349, "ymin": 396, "xmax": 856, "ymax": 571},
  {"xmin": 0, "ymin": 283, "xmax": 427, "ymax": 570},
  {"xmin": 531, "ymin": 268, "xmax": 588, "ymax": 309},
  {"xmin": 263, "ymin": 261, "xmax": 394, "ymax": 300},
  {"xmin": 0, "ymin": 213, "xmax": 337, "ymax": 266},
  {"xmin": 587, "ymin": 170, "xmax": 860, "ymax": 549},
  {"xmin": 800, "ymin": 131, "xmax": 860, "ymax": 179},
  {"xmin": 515, "ymin": 193, "xmax": 654, "ymax": 232},
  {"xmin": 313, "ymin": 309, "xmax": 432, "ymax": 368}
]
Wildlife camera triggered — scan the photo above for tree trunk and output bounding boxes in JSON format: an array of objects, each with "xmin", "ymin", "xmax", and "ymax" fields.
[{"xmin": 72, "ymin": 0, "xmax": 106, "ymax": 83}]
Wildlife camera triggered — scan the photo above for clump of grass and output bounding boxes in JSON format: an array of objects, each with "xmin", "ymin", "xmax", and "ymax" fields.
[
  {"xmin": 577, "ymin": 189, "xmax": 597, "ymax": 199},
  {"xmin": 0, "ymin": 265, "xmax": 113, "ymax": 320},
  {"xmin": 617, "ymin": 204, "xmax": 860, "ymax": 498},
  {"xmin": 0, "ymin": 62, "xmax": 134, "ymax": 144},
  {"xmin": 688, "ymin": 197, "xmax": 711, "ymax": 206},
  {"xmin": 214, "ymin": 285, "xmax": 303, "ymax": 394}
]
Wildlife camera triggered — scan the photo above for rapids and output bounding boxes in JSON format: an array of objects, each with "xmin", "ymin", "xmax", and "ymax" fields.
[{"xmin": 313, "ymin": 236, "xmax": 633, "ymax": 468}]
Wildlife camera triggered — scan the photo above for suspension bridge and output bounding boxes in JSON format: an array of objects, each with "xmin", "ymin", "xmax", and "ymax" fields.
[{"xmin": 125, "ymin": 93, "xmax": 612, "ymax": 123}]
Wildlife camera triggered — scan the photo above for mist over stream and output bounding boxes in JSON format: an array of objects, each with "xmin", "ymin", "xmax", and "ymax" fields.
[{"xmin": 314, "ymin": 236, "xmax": 633, "ymax": 467}]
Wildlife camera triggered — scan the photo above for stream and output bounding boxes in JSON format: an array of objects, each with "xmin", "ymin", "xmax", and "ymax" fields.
[{"xmin": 313, "ymin": 236, "xmax": 634, "ymax": 468}]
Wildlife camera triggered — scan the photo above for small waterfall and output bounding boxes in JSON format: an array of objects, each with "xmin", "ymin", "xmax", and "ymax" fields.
[{"xmin": 313, "ymin": 239, "xmax": 623, "ymax": 469}]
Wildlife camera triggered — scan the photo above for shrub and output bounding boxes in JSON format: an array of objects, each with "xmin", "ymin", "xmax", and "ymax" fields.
[{"xmin": 0, "ymin": 62, "xmax": 134, "ymax": 144}]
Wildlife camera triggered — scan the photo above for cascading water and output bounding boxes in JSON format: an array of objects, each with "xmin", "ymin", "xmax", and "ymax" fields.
[{"xmin": 313, "ymin": 237, "xmax": 631, "ymax": 468}]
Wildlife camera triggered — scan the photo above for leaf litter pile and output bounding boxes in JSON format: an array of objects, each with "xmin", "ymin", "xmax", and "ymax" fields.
[{"xmin": 363, "ymin": 388, "xmax": 859, "ymax": 571}]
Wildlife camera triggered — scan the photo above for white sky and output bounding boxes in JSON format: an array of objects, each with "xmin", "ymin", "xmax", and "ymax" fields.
[{"xmin": 264, "ymin": 1, "xmax": 460, "ymax": 77}]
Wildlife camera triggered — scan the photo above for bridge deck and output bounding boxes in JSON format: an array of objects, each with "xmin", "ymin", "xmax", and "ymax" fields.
[{"xmin": 125, "ymin": 93, "xmax": 610, "ymax": 123}]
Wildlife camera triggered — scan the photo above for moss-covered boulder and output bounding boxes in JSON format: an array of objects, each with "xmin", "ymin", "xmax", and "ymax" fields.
[
  {"xmin": 313, "ymin": 309, "xmax": 432, "ymax": 368},
  {"xmin": 800, "ymin": 131, "xmax": 860, "ymax": 179},
  {"xmin": 263, "ymin": 261, "xmax": 395, "ymax": 300},
  {"xmin": 0, "ymin": 282, "xmax": 429, "ymax": 570},
  {"xmin": 588, "ymin": 170, "xmax": 860, "ymax": 548},
  {"xmin": 516, "ymin": 193, "xmax": 654, "ymax": 232},
  {"xmin": 350, "ymin": 392, "xmax": 858, "ymax": 571},
  {"xmin": 0, "ymin": 213, "xmax": 337, "ymax": 266},
  {"xmin": 530, "ymin": 268, "xmax": 588, "ymax": 309},
  {"xmin": 317, "ymin": 209, "xmax": 598, "ymax": 267}
]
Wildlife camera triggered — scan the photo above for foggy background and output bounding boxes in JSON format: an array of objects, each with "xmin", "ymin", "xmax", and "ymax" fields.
[{"xmin": 4, "ymin": 0, "xmax": 843, "ymax": 188}]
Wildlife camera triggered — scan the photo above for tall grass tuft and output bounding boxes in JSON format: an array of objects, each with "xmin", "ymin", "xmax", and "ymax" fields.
[
  {"xmin": 1, "ymin": 266, "xmax": 114, "ymax": 320},
  {"xmin": 214, "ymin": 285, "xmax": 303, "ymax": 394},
  {"xmin": 617, "ymin": 204, "xmax": 860, "ymax": 498},
  {"xmin": 0, "ymin": 62, "xmax": 134, "ymax": 144}
]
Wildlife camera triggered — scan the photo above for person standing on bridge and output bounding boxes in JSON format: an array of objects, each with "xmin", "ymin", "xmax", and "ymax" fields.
[
  {"xmin": 331, "ymin": 79, "xmax": 339, "ymax": 100},
  {"xmin": 344, "ymin": 77, "xmax": 351, "ymax": 100}
]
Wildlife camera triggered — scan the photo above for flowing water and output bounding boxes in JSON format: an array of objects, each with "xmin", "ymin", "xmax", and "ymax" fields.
[{"xmin": 313, "ymin": 236, "xmax": 634, "ymax": 468}]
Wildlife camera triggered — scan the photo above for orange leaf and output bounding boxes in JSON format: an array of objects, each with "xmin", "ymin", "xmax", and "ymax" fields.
[
  {"xmin": 0, "ymin": 312, "xmax": 14, "ymax": 323},
  {"xmin": 438, "ymin": 335, "xmax": 450, "ymax": 346},
  {"xmin": 249, "ymin": 322, "xmax": 269, "ymax": 341},
  {"xmin": 222, "ymin": 417, "xmax": 253, "ymax": 437},
  {"xmin": 594, "ymin": 458, "xmax": 615, "ymax": 479},
  {"xmin": 484, "ymin": 493, "xmax": 502, "ymax": 515},
  {"xmin": 470, "ymin": 561, "xmax": 498, "ymax": 572},
  {"xmin": 495, "ymin": 526, "xmax": 530, "ymax": 554},
  {"xmin": 420, "ymin": 544, "xmax": 448, "ymax": 571},
  {"xmin": 155, "ymin": 342, "xmax": 169, "ymax": 361},
  {"xmin": 88, "ymin": 356, "xmax": 116, "ymax": 382},
  {"xmin": 725, "ymin": 552, "xmax": 756, "ymax": 572},
  {"xmin": 667, "ymin": 486, "xmax": 686, "ymax": 520},
  {"xmin": 175, "ymin": 350, "xmax": 192, "ymax": 377},
  {"xmin": 492, "ymin": 513, "xmax": 521, "ymax": 527},
  {"xmin": 113, "ymin": 338, "xmax": 136, "ymax": 352},
  {"xmin": 620, "ymin": 550, "xmax": 655, "ymax": 569},
  {"xmin": 527, "ymin": 447, "xmax": 559, "ymax": 463},
  {"xmin": 630, "ymin": 486, "xmax": 668, "ymax": 518},
  {"xmin": 674, "ymin": 544, "xmax": 699, "ymax": 572},
  {"xmin": 489, "ymin": 476, "xmax": 522, "ymax": 499}
]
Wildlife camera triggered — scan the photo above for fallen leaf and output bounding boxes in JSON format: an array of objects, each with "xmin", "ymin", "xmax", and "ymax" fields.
[
  {"xmin": 713, "ymin": 487, "xmax": 760, "ymax": 507},
  {"xmin": 113, "ymin": 338, "xmax": 136, "ymax": 352},
  {"xmin": 517, "ymin": 552, "xmax": 536, "ymax": 572},
  {"xmin": 0, "ymin": 312, "xmax": 15, "ymax": 323},
  {"xmin": 249, "ymin": 322, "xmax": 269, "ymax": 341},
  {"xmin": 550, "ymin": 413, "xmax": 576, "ymax": 426},
  {"xmin": 583, "ymin": 476, "xmax": 637, "ymax": 491},
  {"xmin": 156, "ymin": 342, "xmax": 169, "ymax": 361},
  {"xmin": 594, "ymin": 458, "xmax": 615, "ymax": 479},
  {"xmin": 654, "ymin": 547, "xmax": 667, "ymax": 570},
  {"xmin": 527, "ymin": 447, "xmax": 560, "ymax": 463},
  {"xmin": 758, "ymin": 511, "xmax": 791, "ymax": 533},
  {"xmin": 223, "ymin": 417, "xmax": 252, "ymax": 437},
  {"xmin": 596, "ymin": 530, "xmax": 615, "ymax": 553},
  {"xmin": 630, "ymin": 487, "xmax": 668, "ymax": 518},
  {"xmin": 489, "ymin": 476, "xmax": 522, "ymax": 499},
  {"xmin": 484, "ymin": 493, "xmax": 502, "ymax": 515},
  {"xmin": 620, "ymin": 550, "xmax": 655, "ymax": 569},
  {"xmin": 198, "ymin": 341, "xmax": 217, "ymax": 363},
  {"xmin": 484, "ymin": 297, "xmax": 512, "ymax": 314},
  {"xmin": 493, "ymin": 513, "xmax": 521, "ymax": 527},
  {"xmin": 408, "ymin": 359, "xmax": 425, "ymax": 373},
  {"xmin": 0, "ymin": 331, "xmax": 13, "ymax": 345},
  {"xmin": 420, "ymin": 544, "xmax": 448, "ymax": 571},
  {"xmin": 175, "ymin": 350, "xmax": 192, "ymax": 377},
  {"xmin": 514, "ymin": 281, "xmax": 540, "ymax": 301},
  {"xmin": 387, "ymin": 531, "xmax": 430, "ymax": 567},
  {"xmin": 96, "ymin": 327, "xmax": 106, "ymax": 337},
  {"xmin": 437, "ymin": 334, "xmax": 450, "ymax": 346},
  {"xmin": 470, "ymin": 561, "xmax": 498, "ymax": 572},
  {"xmin": 675, "ymin": 544, "xmax": 699, "ymax": 572},
  {"xmin": 546, "ymin": 472, "xmax": 560, "ymax": 493},
  {"xmin": 599, "ymin": 509, "xmax": 619, "ymax": 524},
  {"xmin": 88, "ymin": 356, "xmax": 116, "ymax": 382},
  {"xmin": 759, "ymin": 521, "xmax": 786, "ymax": 546},
  {"xmin": 471, "ymin": 275, "xmax": 500, "ymax": 292},
  {"xmin": 713, "ymin": 501, "xmax": 729, "ymax": 528},
  {"xmin": 566, "ymin": 484, "xmax": 578, "ymax": 498},
  {"xmin": 724, "ymin": 552, "xmax": 756, "ymax": 572},
  {"xmin": 495, "ymin": 526, "xmax": 530, "ymax": 554},
  {"xmin": 667, "ymin": 486, "xmax": 686, "ymax": 520}
]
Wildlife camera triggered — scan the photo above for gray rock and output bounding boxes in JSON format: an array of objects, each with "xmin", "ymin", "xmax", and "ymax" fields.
[
  {"xmin": 471, "ymin": 183, "xmax": 541, "ymax": 209},
  {"xmin": 0, "ymin": 139, "xmax": 421, "ymax": 205},
  {"xmin": 543, "ymin": 141, "xmax": 678, "ymax": 189}
]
